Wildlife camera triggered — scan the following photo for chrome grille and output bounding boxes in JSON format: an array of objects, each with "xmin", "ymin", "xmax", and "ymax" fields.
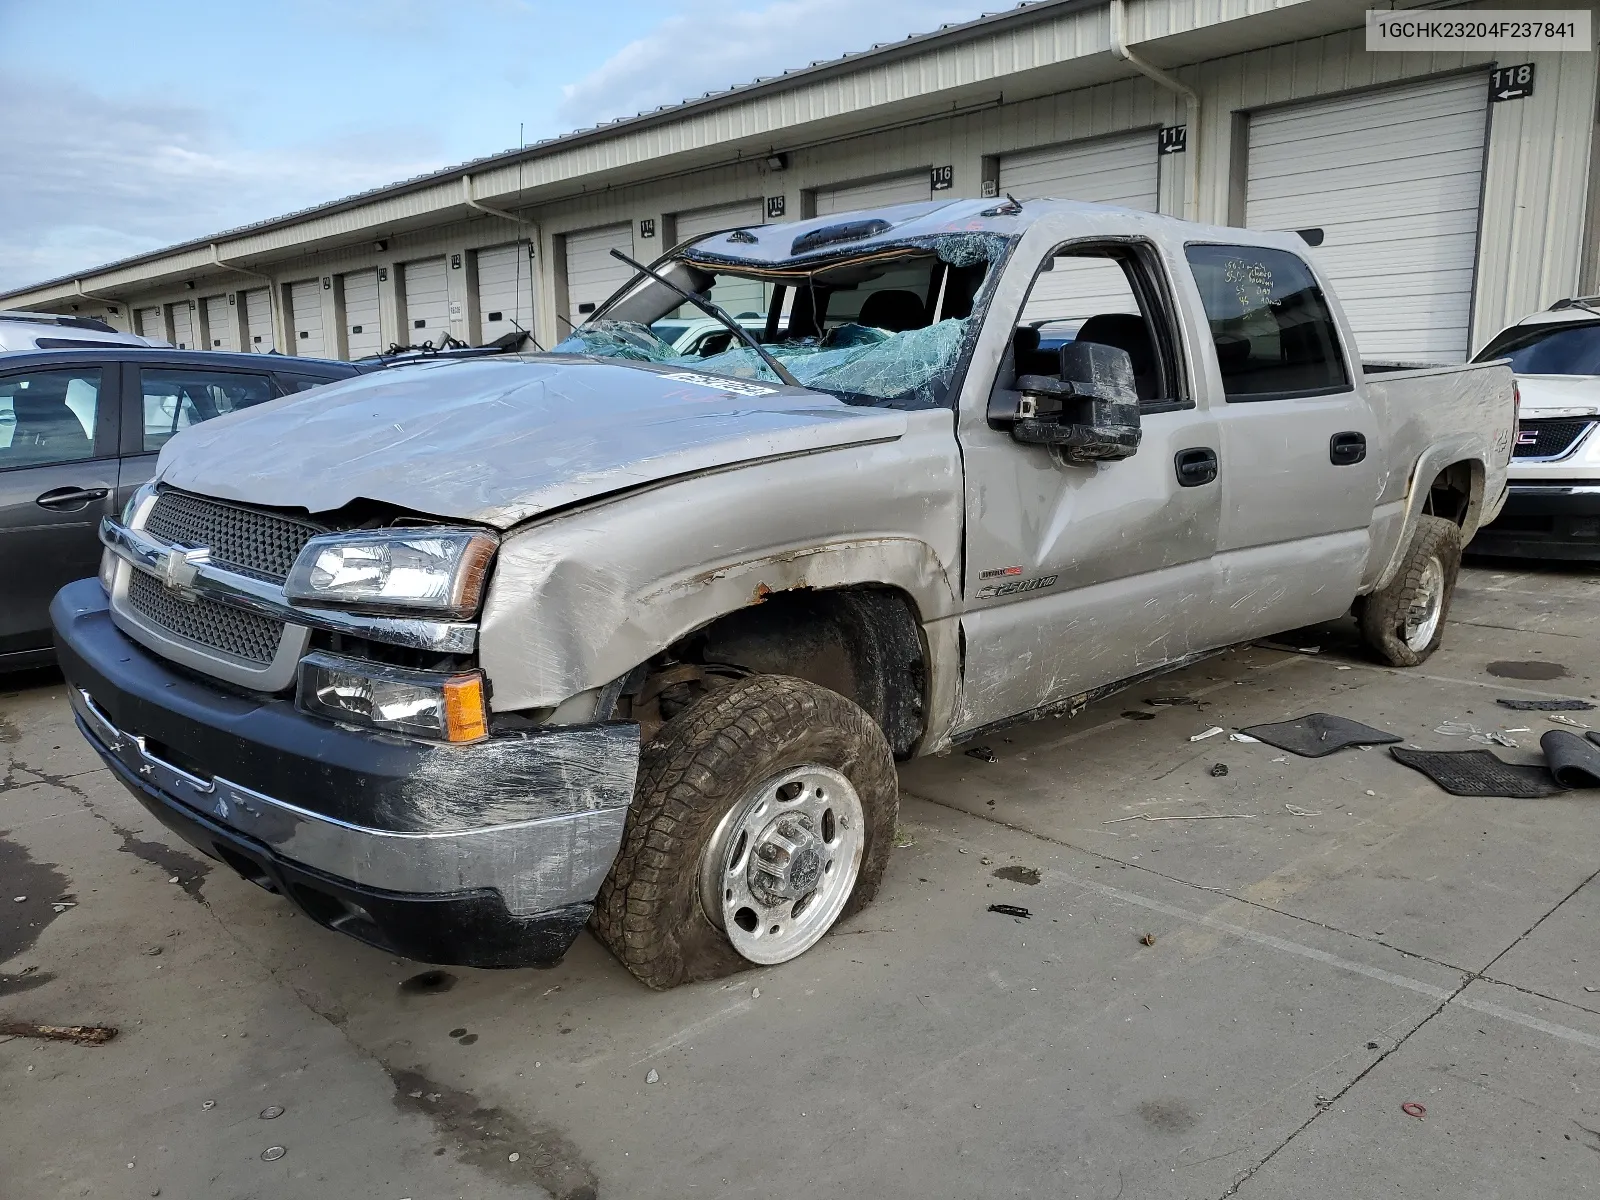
[
  {"xmin": 126, "ymin": 570, "xmax": 283, "ymax": 665},
  {"xmin": 144, "ymin": 489, "xmax": 322, "ymax": 582},
  {"xmin": 1513, "ymin": 419, "xmax": 1595, "ymax": 461}
]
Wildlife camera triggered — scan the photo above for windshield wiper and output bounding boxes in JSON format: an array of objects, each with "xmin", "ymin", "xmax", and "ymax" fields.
[{"xmin": 606, "ymin": 247, "xmax": 802, "ymax": 389}]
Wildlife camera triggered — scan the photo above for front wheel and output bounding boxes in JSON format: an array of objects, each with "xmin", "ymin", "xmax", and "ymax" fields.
[
  {"xmin": 592, "ymin": 674, "xmax": 898, "ymax": 989},
  {"xmin": 1359, "ymin": 514, "xmax": 1463, "ymax": 666}
]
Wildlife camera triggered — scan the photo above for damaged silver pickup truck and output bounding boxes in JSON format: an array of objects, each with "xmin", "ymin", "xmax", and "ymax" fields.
[{"xmin": 52, "ymin": 198, "xmax": 1514, "ymax": 988}]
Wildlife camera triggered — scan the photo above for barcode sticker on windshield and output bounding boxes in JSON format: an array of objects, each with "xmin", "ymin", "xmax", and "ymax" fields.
[{"xmin": 662, "ymin": 372, "xmax": 779, "ymax": 396}]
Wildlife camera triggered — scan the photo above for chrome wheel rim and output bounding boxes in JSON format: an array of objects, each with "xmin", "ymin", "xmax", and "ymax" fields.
[
  {"xmin": 1402, "ymin": 557, "xmax": 1446, "ymax": 652},
  {"xmin": 698, "ymin": 765, "xmax": 864, "ymax": 966}
]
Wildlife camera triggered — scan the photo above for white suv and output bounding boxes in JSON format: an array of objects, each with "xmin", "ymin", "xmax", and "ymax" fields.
[
  {"xmin": 0, "ymin": 310, "xmax": 156, "ymax": 353},
  {"xmin": 1471, "ymin": 299, "xmax": 1600, "ymax": 560}
]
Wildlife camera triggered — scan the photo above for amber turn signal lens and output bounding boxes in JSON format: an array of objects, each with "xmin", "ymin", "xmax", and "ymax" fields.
[{"xmin": 442, "ymin": 673, "xmax": 489, "ymax": 743}]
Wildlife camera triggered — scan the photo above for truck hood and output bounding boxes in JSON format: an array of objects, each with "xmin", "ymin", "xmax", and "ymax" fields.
[
  {"xmin": 155, "ymin": 356, "xmax": 906, "ymax": 529},
  {"xmin": 1515, "ymin": 373, "xmax": 1600, "ymax": 418}
]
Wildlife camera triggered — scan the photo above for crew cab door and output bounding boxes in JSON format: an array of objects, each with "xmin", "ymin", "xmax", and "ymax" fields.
[
  {"xmin": 953, "ymin": 233, "xmax": 1221, "ymax": 734},
  {"xmin": 1180, "ymin": 243, "xmax": 1381, "ymax": 643}
]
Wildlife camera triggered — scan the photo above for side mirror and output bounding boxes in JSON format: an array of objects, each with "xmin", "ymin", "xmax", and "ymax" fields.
[{"xmin": 995, "ymin": 341, "xmax": 1141, "ymax": 462}]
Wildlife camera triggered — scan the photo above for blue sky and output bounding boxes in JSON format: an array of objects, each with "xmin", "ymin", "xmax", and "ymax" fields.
[{"xmin": 0, "ymin": 0, "xmax": 999, "ymax": 292}]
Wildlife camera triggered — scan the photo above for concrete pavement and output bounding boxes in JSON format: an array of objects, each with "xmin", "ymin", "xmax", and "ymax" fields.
[{"xmin": 4, "ymin": 559, "xmax": 1599, "ymax": 1199}]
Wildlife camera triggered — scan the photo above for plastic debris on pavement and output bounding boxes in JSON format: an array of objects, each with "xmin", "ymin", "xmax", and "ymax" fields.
[
  {"xmin": 988, "ymin": 903, "xmax": 1031, "ymax": 919},
  {"xmin": 1190, "ymin": 726, "xmax": 1225, "ymax": 741},
  {"xmin": 1497, "ymin": 697, "xmax": 1594, "ymax": 712}
]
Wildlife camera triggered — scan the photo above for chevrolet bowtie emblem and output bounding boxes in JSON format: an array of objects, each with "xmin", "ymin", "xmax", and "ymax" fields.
[{"xmin": 160, "ymin": 545, "xmax": 211, "ymax": 593}]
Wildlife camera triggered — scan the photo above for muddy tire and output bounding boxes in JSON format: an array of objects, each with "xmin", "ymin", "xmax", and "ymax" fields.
[
  {"xmin": 1359, "ymin": 514, "xmax": 1463, "ymax": 667},
  {"xmin": 591, "ymin": 674, "xmax": 898, "ymax": 990}
]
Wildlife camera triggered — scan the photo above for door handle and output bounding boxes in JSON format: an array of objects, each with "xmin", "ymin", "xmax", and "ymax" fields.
[
  {"xmin": 1330, "ymin": 431, "xmax": 1367, "ymax": 466},
  {"xmin": 35, "ymin": 486, "xmax": 109, "ymax": 512},
  {"xmin": 1174, "ymin": 447, "xmax": 1218, "ymax": 487}
]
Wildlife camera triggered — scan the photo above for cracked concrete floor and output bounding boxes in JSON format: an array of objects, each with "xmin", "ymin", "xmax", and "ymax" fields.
[{"xmin": 4, "ymin": 558, "xmax": 1600, "ymax": 1199}]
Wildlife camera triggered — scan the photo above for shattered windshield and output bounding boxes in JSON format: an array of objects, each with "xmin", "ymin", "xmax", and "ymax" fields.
[{"xmin": 549, "ymin": 233, "xmax": 1008, "ymax": 408}]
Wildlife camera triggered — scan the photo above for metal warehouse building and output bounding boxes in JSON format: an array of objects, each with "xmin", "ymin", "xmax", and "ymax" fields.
[{"xmin": 8, "ymin": 0, "xmax": 1597, "ymax": 363}]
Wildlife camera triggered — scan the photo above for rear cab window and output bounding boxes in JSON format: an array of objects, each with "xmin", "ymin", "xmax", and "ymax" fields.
[{"xmin": 1184, "ymin": 244, "xmax": 1350, "ymax": 401}]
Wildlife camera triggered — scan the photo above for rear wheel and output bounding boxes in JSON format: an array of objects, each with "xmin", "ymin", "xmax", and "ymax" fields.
[
  {"xmin": 1359, "ymin": 514, "xmax": 1462, "ymax": 666},
  {"xmin": 592, "ymin": 674, "xmax": 897, "ymax": 989}
]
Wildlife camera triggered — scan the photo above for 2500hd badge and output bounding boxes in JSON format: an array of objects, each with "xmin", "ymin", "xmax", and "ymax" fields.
[{"xmin": 976, "ymin": 573, "xmax": 1059, "ymax": 600}]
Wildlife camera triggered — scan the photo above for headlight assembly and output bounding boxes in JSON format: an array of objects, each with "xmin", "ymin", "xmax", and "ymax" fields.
[
  {"xmin": 284, "ymin": 527, "xmax": 497, "ymax": 619},
  {"xmin": 297, "ymin": 652, "xmax": 489, "ymax": 742}
]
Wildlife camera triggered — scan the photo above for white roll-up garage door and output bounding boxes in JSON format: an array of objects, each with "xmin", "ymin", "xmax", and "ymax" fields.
[
  {"xmin": 343, "ymin": 270, "xmax": 381, "ymax": 358},
  {"xmin": 564, "ymin": 223, "xmax": 634, "ymax": 325},
  {"xmin": 998, "ymin": 130, "xmax": 1159, "ymax": 209},
  {"xmin": 814, "ymin": 173, "xmax": 929, "ymax": 217},
  {"xmin": 203, "ymin": 295, "xmax": 237, "ymax": 351},
  {"xmin": 1246, "ymin": 73, "xmax": 1489, "ymax": 362},
  {"xmin": 170, "ymin": 301, "xmax": 195, "ymax": 350},
  {"xmin": 673, "ymin": 200, "xmax": 767, "ymax": 318},
  {"xmin": 136, "ymin": 307, "xmax": 163, "ymax": 342},
  {"xmin": 1001, "ymin": 131, "xmax": 1160, "ymax": 322},
  {"xmin": 289, "ymin": 281, "xmax": 325, "ymax": 356},
  {"xmin": 474, "ymin": 244, "xmax": 534, "ymax": 343},
  {"xmin": 402, "ymin": 257, "xmax": 449, "ymax": 346},
  {"xmin": 244, "ymin": 289, "xmax": 274, "ymax": 352},
  {"xmin": 674, "ymin": 199, "xmax": 764, "ymax": 245}
]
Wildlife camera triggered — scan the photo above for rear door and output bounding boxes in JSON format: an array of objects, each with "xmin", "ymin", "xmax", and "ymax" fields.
[
  {"xmin": 116, "ymin": 363, "xmax": 279, "ymax": 507},
  {"xmin": 0, "ymin": 361, "xmax": 119, "ymax": 656},
  {"xmin": 1182, "ymin": 242, "xmax": 1380, "ymax": 642}
]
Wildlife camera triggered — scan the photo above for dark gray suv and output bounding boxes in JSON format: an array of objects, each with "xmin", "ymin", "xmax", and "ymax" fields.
[{"xmin": 2, "ymin": 347, "xmax": 359, "ymax": 669}]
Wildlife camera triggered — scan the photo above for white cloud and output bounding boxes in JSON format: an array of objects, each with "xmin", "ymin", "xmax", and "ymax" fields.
[
  {"xmin": 0, "ymin": 75, "xmax": 442, "ymax": 294},
  {"xmin": 557, "ymin": 0, "xmax": 997, "ymax": 128}
]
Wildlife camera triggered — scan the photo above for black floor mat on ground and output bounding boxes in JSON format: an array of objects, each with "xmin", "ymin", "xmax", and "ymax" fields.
[
  {"xmin": 1497, "ymin": 698, "xmax": 1596, "ymax": 712},
  {"xmin": 1542, "ymin": 730, "xmax": 1600, "ymax": 789},
  {"xmin": 1390, "ymin": 746, "xmax": 1564, "ymax": 798},
  {"xmin": 1236, "ymin": 713, "xmax": 1402, "ymax": 758}
]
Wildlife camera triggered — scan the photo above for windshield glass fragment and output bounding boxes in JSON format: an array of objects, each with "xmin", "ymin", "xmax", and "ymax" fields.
[{"xmin": 549, "ymin": 234, "xmax": 1006, "ymax": 407}]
